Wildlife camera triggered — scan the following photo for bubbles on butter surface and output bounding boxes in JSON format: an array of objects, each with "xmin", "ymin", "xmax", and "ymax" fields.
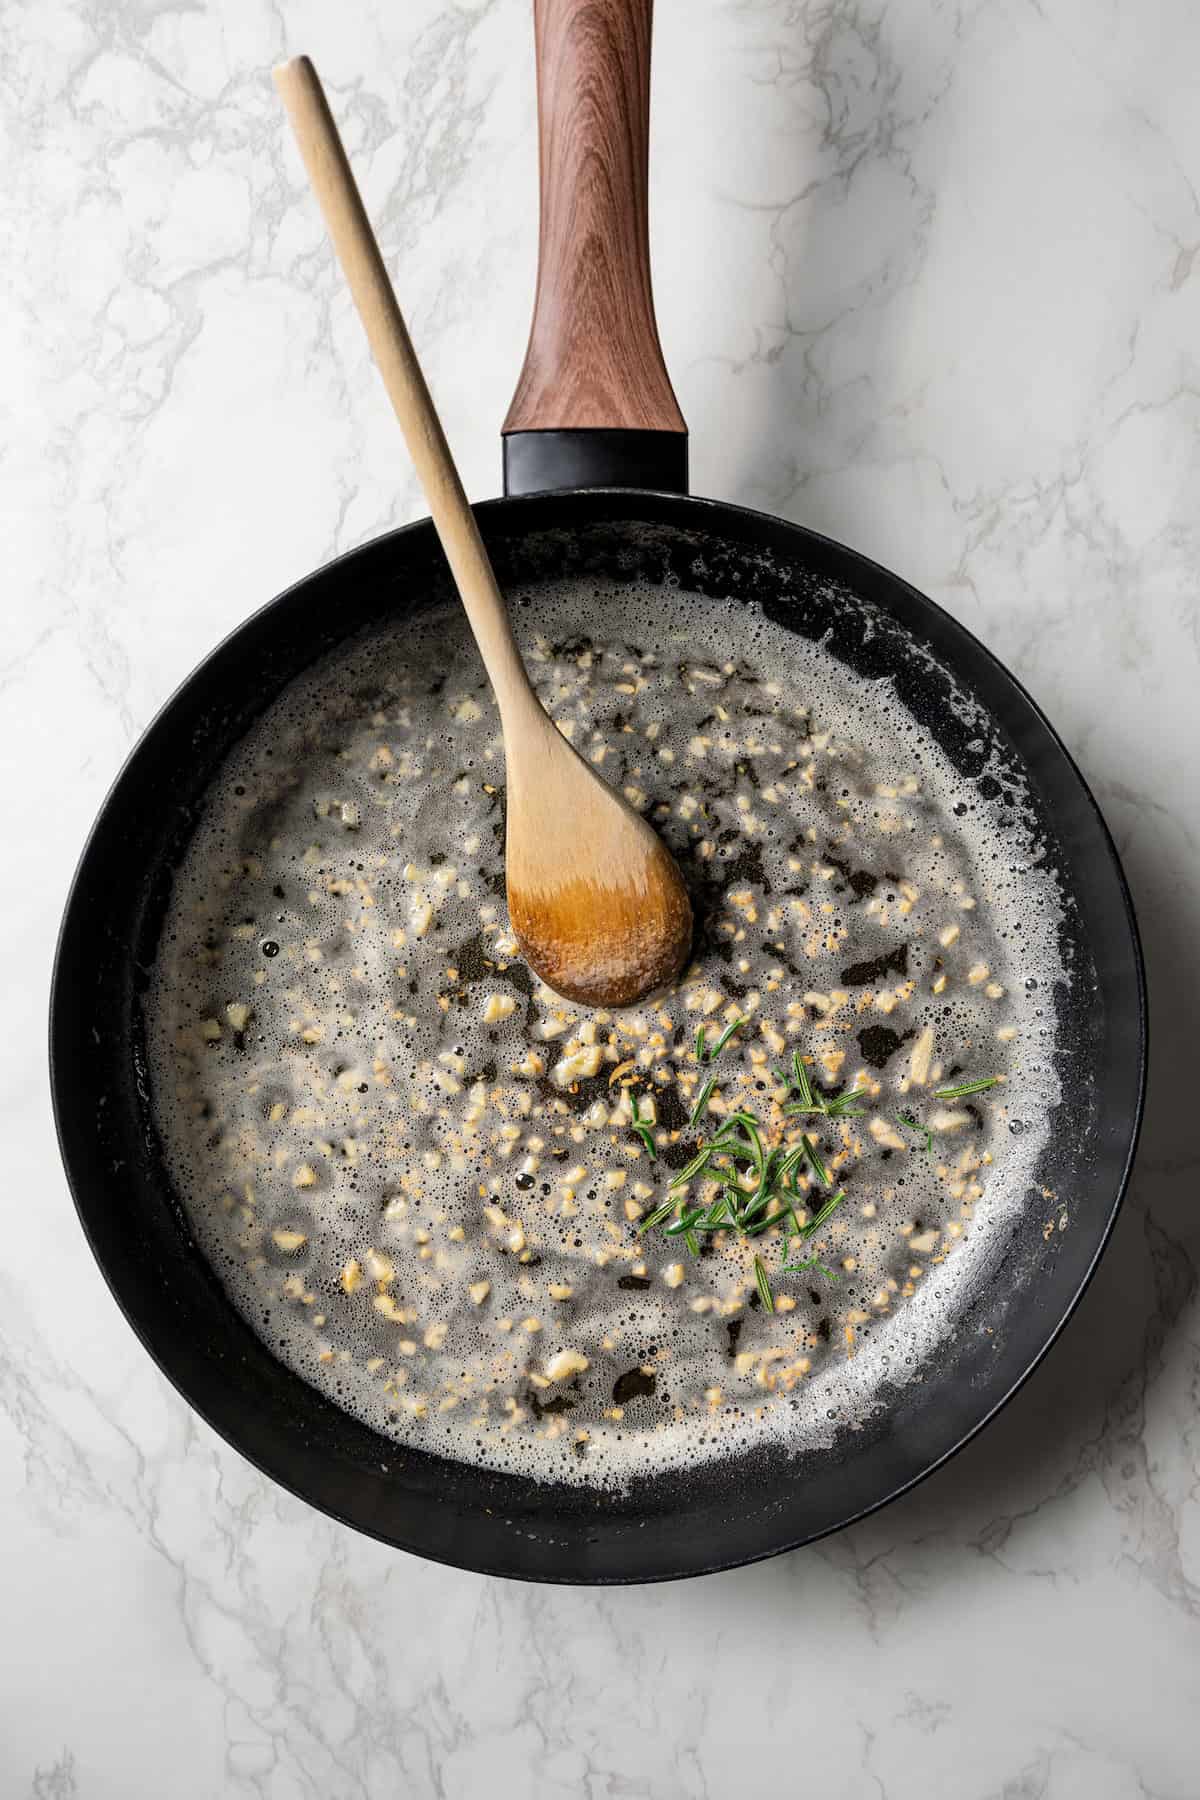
[{"xmin": 145, "ymin": 574, "xmax": 1067, "ymax": 1488}]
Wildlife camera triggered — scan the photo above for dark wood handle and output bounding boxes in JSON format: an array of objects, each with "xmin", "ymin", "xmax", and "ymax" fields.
[{"xmin": 503, "ymin": 0, "xmax": 685, "ymax": 436}]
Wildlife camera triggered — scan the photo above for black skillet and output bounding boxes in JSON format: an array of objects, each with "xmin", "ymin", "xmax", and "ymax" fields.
[{"xmin": 50, "ymin": 0, "xmax": 1145, "ymax": 1583}]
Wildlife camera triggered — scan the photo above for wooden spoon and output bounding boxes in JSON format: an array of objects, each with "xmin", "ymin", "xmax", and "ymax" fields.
[{"xmin": 273, "ymin": 56, "xmax": 692, "ymax": 1008}]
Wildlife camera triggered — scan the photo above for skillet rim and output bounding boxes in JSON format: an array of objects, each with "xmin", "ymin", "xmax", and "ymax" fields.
[{"xmin": 49, "ymin": 487, "xmax": 1148, "ymax": 1583}]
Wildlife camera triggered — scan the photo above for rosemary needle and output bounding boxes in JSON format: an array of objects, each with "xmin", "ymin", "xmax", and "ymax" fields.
[
  {"xmin": 897, "ymin": 1110, "xmax": 933, "ymax": 1153},
  {"xmin": 804, "ymin": 1189, "xmax": 847, "ymax": 1235},
  {"xmin": 778, "ymin": 1052, "xmax": 867, "ymax": 1118},
  {"xmin": 637, "ymin": 1202, "xmax": 675, "ymax": 1237},
  {"xmin": 628, "ymin": 1090, "xmax": 658, "ymax": 1161},
  {"xmin": 934, "ymin": 1075, "xmax": 1002, "ymax": 1100},
  {"xmin": 669, "ymin": 1144, "xmax": 716, "ymax": 1190},
  {"xmin": 791, "ymin": 1049, "xmax": 816, "ymax": 1109},
  {"xmin": 632, "ymin": 1031, "xmax": 1002, "ymax": 1303},
  {"xmin": 822, "ymin": 1086, "xmax": 868, "ymax": 1119},
  {"xmin": 688, "ymin": 1075, "xmax": 718, "ymax": 1131},
  {"xmin": 782, "ymin": 1255, "xmax": 838, "ymax": 1282},
  {"xmin": 708, "ymin": 1016, "xmax": 748, "ymax": 1059},
  {"xmin": 799, "ymin": 1133, "xmax": 831, "ymax": 1188}
]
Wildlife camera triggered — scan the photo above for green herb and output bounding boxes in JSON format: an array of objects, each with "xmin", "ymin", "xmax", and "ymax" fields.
[
  {"xmin": 669, "ymin": 1143, "xmax": 717, "ymax": 1190},
  {"xmin": 896, "ymin": 1110, "xmax": 933, "ymax": 1153},
  {"xmin": 804, "ymin": 1189, "xmax": 847, "ymax": 1235},
  {"xmin": 665, "ymin": 1196, "xmax": 733, "ymax": 1239},
  {"xmin": 628, "ymin": 1090, "xmax": 658, "ymax": 1161},
  {"xmin": 781, "ymin": 1255, "xmax": 838, "ymax": 1282},
  {"xmin": 633, "ymin": 1012, "xmax": 1008, "ymax": 1313},
  {"xmin": 894, "ymin": 1071, "xmax": 1002, "ymax": 1148},
  {"xmin": 799, "ymin": 1133, "xmax": 831, "ymax": 1188},
  {"xmin": 702, "ymin": 1193, "xmax": 733, "ymax": 1228},
  {"xmin": 778, "ymin": 1049, "xmax": 866, "ymax": 1118},
  {"xmin": 741, "ymin": 1185, "xmax": 782, "ymax": 1232},
  {"xmin": 637, "ymin": 1199, "xmax": 678, "ymax": 1236},
  {"xmin": 720, "ymin": 1107, "xmax": 759, "ymax": 1127},
  {"xmin": 708, "ymin": 1016, "xmax": 748, "ymax": 1059},
  {"xmin": 775, "ymin": 1145, "xmax": 807, "ymax": 1189},
  {"xmin": 731, "ymin": 1112, "xmax": 765, "ymax": 1183},
  {"xmin": 791, "ymin": 1048, "xmax": 816, "ymax": 1109},
  {"xmin": 780, "ymin": 1191, "xmax": 847, "ymax": 1275},
  {"xmin": 933, "ymin": 1075, "xmax": 1002, "ymax": 1100},
  {"xmin": 821, "ymin": 1087, "xmax": 868, "ymax": 1119},
  {"xmin": 688, "ymin": 1075, "xmax": 718, "ymax": 1131},
  {"xmin": 633, "ymin": 1031, "xmax": 864, "ymax": 1302}
]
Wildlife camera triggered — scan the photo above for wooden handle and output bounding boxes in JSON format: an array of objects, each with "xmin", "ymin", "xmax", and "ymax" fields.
[
  {"xmin": 503, "ymin": 0, "xmax": 685, "ymax": 436},
  {"xmin": 274, "ymin": 56, "xmax": 537, "ymax": 723}
]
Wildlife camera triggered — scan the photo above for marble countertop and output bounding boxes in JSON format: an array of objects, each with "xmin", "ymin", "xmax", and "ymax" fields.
[{"xmin": 4, "ymin": 0, "xmax": 1197, "ymax": 1793}]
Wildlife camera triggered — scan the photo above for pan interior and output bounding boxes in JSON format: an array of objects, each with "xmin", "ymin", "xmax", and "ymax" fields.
[
  {"xmin": 144, "ymin": 522, "xmax": 1073, "ymax": 1485},
  {"xmin": 54, "ymin": 500, "xmax": 1139, "ymax": 1579}
]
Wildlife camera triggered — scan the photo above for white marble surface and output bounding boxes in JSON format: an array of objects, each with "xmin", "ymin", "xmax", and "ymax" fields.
[{"xmin": 3, "ymin": 0, "xmax": 1198, "ymax": 1792}]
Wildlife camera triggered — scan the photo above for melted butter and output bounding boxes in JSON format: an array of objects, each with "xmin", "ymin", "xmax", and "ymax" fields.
[{"xmin": 146, "ymin": 577, "xmax": 1065, "ymax": 1487}]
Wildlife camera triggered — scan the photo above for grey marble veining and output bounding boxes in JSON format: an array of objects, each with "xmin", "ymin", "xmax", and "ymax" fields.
[{"xmin": 3, "ymin": 0, "xmax": 1198, "ymax": 1794}]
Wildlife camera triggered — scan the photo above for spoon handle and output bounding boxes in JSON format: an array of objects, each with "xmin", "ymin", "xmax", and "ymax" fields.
[{"xmin": 274, "ymin": 56, "xmax": 538, "ymax": 728}]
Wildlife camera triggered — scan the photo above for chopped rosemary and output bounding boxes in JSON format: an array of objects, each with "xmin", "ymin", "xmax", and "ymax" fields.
[
  {"xmin": 637, "ymin": 1199, "xmax": 677, "ymax": 1235},
  {"xmin": 822, "ymin": 1087, "xmax": 869, "ymax": 1119},
  {"xmin": 641, "ymin": 1072, "xmax": 845, "ymax": 1294},
  {"xmin": 891, "ymin": 1069, "xmax": 1003, "ymax": 1153},
  {"xmin": 632, "ymin": 1037, "xmax": 1002, "ymax": 1309},
  {"xmin": 707, "ymin": 1016, "xmax": 748, "ymax": 1059},
  {"xmin": 628, "ymin": 1090, "xmax": 658, "ymax": 1160},
  {"xmin": 790, "ymin": 1048, "xmax": 815, "ymax": 1109},
  {"xmin": 669, "ymin": 1143, "xmax": 717, "ymax": 1190},
  {"xmin": 781, "ymin": 1186, "xmax": 847, "ymax": 1276},
  {"xmin": 933, "ymin": 1075, "xmax": 1002, "ymax": 1100},
  {"xmin": 804, "ymin": 1189, "xmax": 847, "ymax": 1235},
  {"xmin": 729, "ymin": 1112, "xmax": 765, "ymax": 1180},
  {"xmin": 799, "ymin": 1133, "xmax": 831, "ymax": 1188},
  {"xmin": 896, "ymin": 1110, "xmax": 932, "ymax": 1153},
  {"xmin": 777, "ymin": 1049, "xmax": 867, "ymax": 1118},
  {"xmin": 688, "ymin": 1075, "xmax": 718, "ymax": 1130},
  {"xmin": 782, "ymin": 1255, "xmax": 838, "ymax": 1282}
]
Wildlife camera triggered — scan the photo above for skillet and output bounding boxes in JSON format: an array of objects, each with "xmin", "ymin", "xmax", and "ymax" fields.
[{"xmin": 50, "ymin": 0, "xmax": 1145, "ymax": 1583}]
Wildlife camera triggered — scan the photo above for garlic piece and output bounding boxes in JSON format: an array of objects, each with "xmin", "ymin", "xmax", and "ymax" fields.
[
  {"xmin": 869, "ymin": 1117, "xmax": 907, "ymax": 1151},
  {"xmin": 908, "ymin": 1026, "xmax": 934, "ymax": 1088}
]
